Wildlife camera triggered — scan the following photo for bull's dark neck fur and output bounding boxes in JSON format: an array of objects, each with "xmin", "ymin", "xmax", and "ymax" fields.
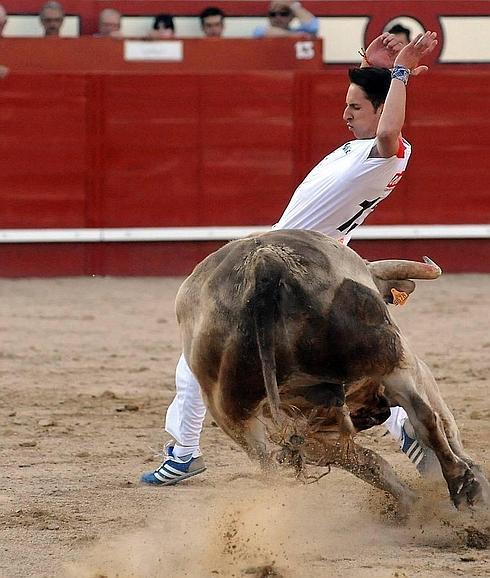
[
  {"xmin": 240, "ymin": 237, "xmax": 402, "ymax": 382},
  {"xmin": 197, "ymin": 231, "xmax": 403, "ymax": 421}
]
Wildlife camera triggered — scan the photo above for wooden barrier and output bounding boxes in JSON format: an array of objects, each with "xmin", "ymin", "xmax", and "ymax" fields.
[
  {"xmin": 0, "ymin": 37, "xmax": 324, "ymax": 72},
  {"xmin": 0, "ymin": 37, "xmax": 489, "ymax": 275}
]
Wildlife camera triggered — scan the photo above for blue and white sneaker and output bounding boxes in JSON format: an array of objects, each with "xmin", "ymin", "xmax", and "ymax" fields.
[
  {"xmin": 140, "ymin": 444, "xmax": 206, "ymax": 486},
  {"xmin": 400, "ymin": 419, "xmax": 441, "ymax": 478}
]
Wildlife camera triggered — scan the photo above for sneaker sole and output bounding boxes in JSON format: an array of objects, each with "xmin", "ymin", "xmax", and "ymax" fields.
[{"xmin": 144, "ymin": 466, "xmax": 206, "ymax": 487}]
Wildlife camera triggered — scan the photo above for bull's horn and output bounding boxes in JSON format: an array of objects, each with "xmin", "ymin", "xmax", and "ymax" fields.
[
  {"xmin": 423, "ymin": 256, "xmax": 442, "ymax": 275},
  {"xmin": 368, "ymin": 258, "xmax": 442, "ymax": 280}
]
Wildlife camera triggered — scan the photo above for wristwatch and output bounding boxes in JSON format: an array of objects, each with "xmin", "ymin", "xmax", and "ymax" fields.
[{"xmin": 391, "ymin": 65, "xmax": 410, "ymax": 86}]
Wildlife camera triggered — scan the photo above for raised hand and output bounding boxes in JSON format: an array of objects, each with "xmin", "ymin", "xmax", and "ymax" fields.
[
  {"xmin": 362, "ymin": 32, "xmax": 404, "ymax": 68},
  {"xmin": 394, "ymin": 31, "xmax": 438, "ymax": 76}
]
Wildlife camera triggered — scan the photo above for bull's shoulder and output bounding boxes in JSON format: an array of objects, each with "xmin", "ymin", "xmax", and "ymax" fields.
[{"xmin": 176, "ymin": 230, "xmax": 377, "ymax": 321}]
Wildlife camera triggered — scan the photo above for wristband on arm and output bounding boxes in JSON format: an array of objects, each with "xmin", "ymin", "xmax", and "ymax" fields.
[{"xmin": 391, "ymin": 65, "xmax": 410, "ymax": 85}]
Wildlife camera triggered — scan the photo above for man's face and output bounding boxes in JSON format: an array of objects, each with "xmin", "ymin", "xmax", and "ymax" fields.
[
  {"xmin": 268, "ymin": 2, "xmax": 293, "ymax": 30},
  {"xmin": 99, "ymin": 14, "xmax": 120, "ymax": 36},
  {"xmin": 40, "ymin": 7, "xmax": 63, "ymax": 36},
  {"xmin": 153, "ymin": 25, "xmax": 174, "ymax": 38},
  {"xmin": 202, "ymin": 15, "xmax": 223, "ymax": 37},
  {"xmin": 393, "ymin": 32, "xmax": 410, "ymax": 46},
  {"xmin": 343, "ymin": 84, "xmax": 382, "ymax": 140}
]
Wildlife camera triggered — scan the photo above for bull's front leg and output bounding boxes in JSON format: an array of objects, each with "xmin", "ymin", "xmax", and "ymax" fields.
[
  {"xmin": 384, "ymin": 367, "xmax": 482, "ymax": 509},
  {"xmin": 416, "ymin": 359, "xmax": 490, "ymax": 506}
]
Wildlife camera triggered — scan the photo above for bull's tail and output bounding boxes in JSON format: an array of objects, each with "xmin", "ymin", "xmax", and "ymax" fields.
[{"xmin": 244, "ymin": 246, "xmax": 285, "ymax": 423}]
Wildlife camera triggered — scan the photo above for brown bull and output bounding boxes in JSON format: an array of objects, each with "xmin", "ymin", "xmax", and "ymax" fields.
[{"xmin": 176, "ymin": 229, "xmax": 489, "ymax": 510}]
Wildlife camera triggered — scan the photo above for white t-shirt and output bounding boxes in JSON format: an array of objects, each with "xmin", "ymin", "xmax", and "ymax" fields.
[{"xmin": 273, "ymin": 136, "xmax": 411, "ymax": 244}]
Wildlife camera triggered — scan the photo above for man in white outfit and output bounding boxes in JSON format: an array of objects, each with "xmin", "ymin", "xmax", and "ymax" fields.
[{"xmin": 141, "ymin": 31, "xmax": 439, "ymax": 485}]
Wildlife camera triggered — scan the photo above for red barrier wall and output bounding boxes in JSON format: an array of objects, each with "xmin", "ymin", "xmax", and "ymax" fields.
[
  {"xmin": 1, "ymin": 66, "xmax": 489, "ymax": 229},
  {"xmin": 0, "ymin": 37, "xmax": 324, "ymax": 72},
  {"xmin": 0, "ymin": 36, "xmax": 489, "ymax": 275}
]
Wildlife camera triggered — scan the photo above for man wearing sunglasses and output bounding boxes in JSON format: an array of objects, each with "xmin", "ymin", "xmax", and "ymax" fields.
[{"xmin": 253, "ymin": 0, "xmax": 318, "ymax": 38}]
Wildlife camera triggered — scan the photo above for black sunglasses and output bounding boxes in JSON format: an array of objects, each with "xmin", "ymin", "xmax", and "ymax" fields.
[{"xmin": 268, "ymin": 10, "xmax": 291, "ymax": 17}]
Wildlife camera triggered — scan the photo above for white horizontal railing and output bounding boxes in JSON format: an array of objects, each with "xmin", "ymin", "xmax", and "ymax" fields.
[{"xmin": 0, "ymin": 225, "xmax": 489, "ymax": 243}]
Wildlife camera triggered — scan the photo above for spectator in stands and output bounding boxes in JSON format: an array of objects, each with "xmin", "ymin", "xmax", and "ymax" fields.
[
  {"xmin": 148, "ymin": 13, "xmax": 175, "ymax": 38},
  {"xmin": 0, "ymin": 4, "xmax": 8, "ymax": 36},
  {"xmin": 253, "ymin": 0, "xmax": 318, "ymax": 38},
  {"xmin": 39, "ymin": 1, "xmax": 64, "ymax": 37},
  {"xmin": 388, "ymin": 23, "xmax": 411, "ymax": 46},
  {"xmin": 0, "ymin": 5, "xmax": 7, "ymax": 76},
  {"xmin": 200, "ymin": 6, "xmax": 225, "ymax": 38},
  {"xmin": 96, "ymin": 8, "xmax": 122, "ymax": 37}
]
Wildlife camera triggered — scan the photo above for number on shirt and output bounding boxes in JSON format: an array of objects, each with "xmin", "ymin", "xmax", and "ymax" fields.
[{"xmin": 337, "ymin": 198, "xmax": 380, "ymax": 234}]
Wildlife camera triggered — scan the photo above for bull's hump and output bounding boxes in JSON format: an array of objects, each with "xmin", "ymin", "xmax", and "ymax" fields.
[{"xmin": 234, "ymin": 243, "xmax": 308, "ymax": 280}]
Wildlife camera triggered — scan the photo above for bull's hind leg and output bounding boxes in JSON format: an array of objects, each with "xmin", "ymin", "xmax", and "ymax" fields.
[
  {"xmin": 307, "ymin": 436, "xmax": 416, "ymax": 514},
  {"xmin": 212, "ymin": 407, "xmax": 310, "ymax": 480},
  {"xmin": 383, "ymin": 362, "xmax": 483, "ymax": 509},
  {"xmin": 210, "ymin": 409, "xmax": 281, "ymax": 474}
]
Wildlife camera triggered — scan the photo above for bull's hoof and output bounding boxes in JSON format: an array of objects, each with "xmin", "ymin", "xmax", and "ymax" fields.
[
  {"xmin": 450, "ymin": 469, "xmax": 481, "ymax": 509},
  {"xmin": 289, "ymin": 434, "xmax": 305, "ymax": 448},
  {"xmin": 467, "ymin": 464, "xmax": 490, "ymax": 508},
  {"xmin": 275, "ymin": 444, "xmax": 306, "ymax": 479},
  {"xmin": 275, "ymin": 447, "xmax": 292, "ymax": 465}
]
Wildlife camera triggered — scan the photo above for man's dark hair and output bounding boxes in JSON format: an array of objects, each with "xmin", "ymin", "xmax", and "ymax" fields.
[
  {"xmin": 348, "ymin": 67, "xmax": 392, "ymax": 110},
  {"xmin": 199, "ymin": 6, "xmax": 225, "ymax": 25},
  {"xmin": 153, "ymin": 13, "xmax": 174, "ymax": 31},
  {"xmin": 388, "ymin": 23, "xmax": 411, "ymax": 43}
]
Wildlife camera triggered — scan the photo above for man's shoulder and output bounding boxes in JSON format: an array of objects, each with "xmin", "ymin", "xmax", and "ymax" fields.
[{"xmin": 331, "ymin": 138, "xmax": 373, "ymax": 156}]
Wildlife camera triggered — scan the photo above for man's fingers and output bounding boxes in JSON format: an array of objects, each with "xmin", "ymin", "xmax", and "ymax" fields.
[
  {"xmin": 411, "ymin": 32, "xmax": 424, "ymax": 46},
  {"xmin": 412, "ymin": 31, "xmax": 436, "ymax": 49},
  {"xmin": 386, "ymin": 38, "xmax": 403, "ymax": 50},
  {"xmin": 423, "ymin": 39, "xmax": 438, "ymax": 55},
  {"xmin": 412, "ymin": 33, "xmax": 438, "ymax": 57}
]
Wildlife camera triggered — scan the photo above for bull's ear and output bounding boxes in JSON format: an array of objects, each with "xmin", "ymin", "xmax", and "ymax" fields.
[
  {"xmin": 372, "ymin": 278, "xmax": 416, "ymax": 304},
  {"xmin": 391, "ymin": 288, "xmax": 409, "ymax": 306}
]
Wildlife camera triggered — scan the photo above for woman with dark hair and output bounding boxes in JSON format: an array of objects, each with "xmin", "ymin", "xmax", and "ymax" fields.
[{"xmin": 149, "ymin": 13, "xmax": 175, "ymax": 38}]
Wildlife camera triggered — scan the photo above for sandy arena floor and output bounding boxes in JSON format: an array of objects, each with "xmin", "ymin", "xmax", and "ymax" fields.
[{"xmin": 0, "ymin": 274, "xmax": 489, "ymax": 578}]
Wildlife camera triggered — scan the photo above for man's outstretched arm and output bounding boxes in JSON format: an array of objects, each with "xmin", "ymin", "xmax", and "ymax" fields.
[{"xmin": 376, "ymin": 31, "xmax": 438, "ymax": 158}]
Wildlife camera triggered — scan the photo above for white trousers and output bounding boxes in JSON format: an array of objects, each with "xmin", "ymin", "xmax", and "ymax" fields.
[
  {"xmin": 165, "ymin": 354, "xmax": 207, "ymax": 458},
  {"xmin": 165, "ymin": 354, "xmax": 407, "ymax": 457}
]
